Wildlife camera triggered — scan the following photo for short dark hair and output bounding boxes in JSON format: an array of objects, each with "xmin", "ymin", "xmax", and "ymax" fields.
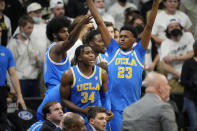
[
  {"xmin": 87, "ymin": 107, "xmax": 106, "ymax": 121},
  {"xmin": 104, "ymin": 21, "xmax": 114, "ymax": 28},
  {"xmin": 165, "ymin": 24, "xmax": 183, "ymax": 39},
  {"xmin": 130, "ymin": 15, "xmax": 145, "ymax": 26},
  {"xmin": 72, "ymin": 44, "xmax": 91, "ymax": 65},
  {"xmin": 83, "ymin": 29, "xmax": 100, "ymax": 45},
  {"xmin": 18, "ymin": 15, "xmax": 34, "ymax": 27},
  {"xmin": 120, "ymin": 25, "xmax": 138, "ymax": 39},
  {"xmin": 46, "ymin": 16, "xmax": 71, "ymax": 41},
  {"xmin": 42, "ymin": 101, "xmax": 58, "ymax": 120}
]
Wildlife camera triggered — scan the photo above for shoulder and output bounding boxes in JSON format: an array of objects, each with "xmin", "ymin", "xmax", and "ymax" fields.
[{"xmin": 183, "ymin": 32, "xmax": 193, "ymax": 38}]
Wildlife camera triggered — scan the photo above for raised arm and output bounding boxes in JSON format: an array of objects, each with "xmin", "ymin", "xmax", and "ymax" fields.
[
  {"xmin": 141, "ymin": 0, "xmax": 159, "ymax": 49},
  {"xmin": 86, "ymin": 0, "xmax": 112, "ymax": 47},
  {"xmin": 55, "ymin": 15, "xmax": 93, "ymax": 55},
  {"xmin": 60, "ymin": 69, "xmax": 90, "ymax": 115}
]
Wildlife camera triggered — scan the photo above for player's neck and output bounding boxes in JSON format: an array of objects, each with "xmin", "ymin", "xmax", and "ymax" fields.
[{"xmin": 78, "ymin": 63, "xmax": 94, "ymax": 76}]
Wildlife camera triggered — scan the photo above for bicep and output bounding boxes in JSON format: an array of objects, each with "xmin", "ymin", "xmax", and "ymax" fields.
[{"xmin": 60, "ymin": 70, "xmax": 73, "ymax": 100}]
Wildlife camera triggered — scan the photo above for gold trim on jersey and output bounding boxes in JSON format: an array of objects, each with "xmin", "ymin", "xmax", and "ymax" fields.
[
  {"xmin": 133, "ymin": 51, "xmax": 144, "ymax": 68},
  {"xmin": 99, "ymin": 68, "xmax": 102, "ymax": 86},
  {"xmin": 70, "ymin": 67, "xmax": 76, "ymax": 88},
  {"xmin": 108, "ymin": 48, "xmax": 121, "ymax": 65},
  {"xmin": 76, "ymin": 65, "xmax": 96, "ymax": 79},
  {"xmin": 47, "ymin": 52, "xmax": 68, "ymax": 65}
]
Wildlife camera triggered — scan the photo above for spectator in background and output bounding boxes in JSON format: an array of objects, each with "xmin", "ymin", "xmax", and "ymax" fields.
[
  {"xmin": 160, "ymin": 18, "xmax": 194, "ymax": 93},
  {"xmin": 181, "ymin": 41, "xmax": 197, "ymax": 131},
  {"xmin": 26, "ymin": 2, "xmax": 49, "ymax": 62},
  {"xmin": 107, "ymin": 0, "xmax": 137, "ymax": 30},
  {"xmin": 122, "ymin": 72, "xmax": 178, "ymax": 131},
  {"xmin": 7, "ymin": 15, "xmax": 41, "ymax": 97},
  {"xmin": 0, "ymin": 24, "xmax": 26, "ymax": 130},
  {"xmin": 66, "ymin": 0, "xmax": 88, "ymax": 18},
  {"xmin": 0, "ymin": 0, "xmax": 12, "ymax": 46},
  {"xmin": 86, "ymin": 107, "xmax": 107, "ymax": 131},
  {"xmin": 92, "ymin": 0, "xmax": 115, "ymax": 26},
  {"xmin": 152, "ymin": 0, "xmax": 192, "ymax": 45},
  {"xmin": 104, "ymin": 21, "xmax": 115, "ymax": 39},
  {"xmin": 114, "ymin": 28, "xmax": 120, "ymax": 43},
  {"xmin": 50, "ymin": 0, "xmax": 65, "ymax": 19},
  {"xmin": 3, "ymin": 0, "xmax": 25, "ymax": 34},
  {"xmin": 180, "ymin": 0, "xmax": 197, "ymax": 36},
  {"xmin": 40, "ymin": 101, "xmax": 64, "ymax": 131},
  {"xmin": 124, "ymin": 7, "xmax": 140, "ymax": 26}
]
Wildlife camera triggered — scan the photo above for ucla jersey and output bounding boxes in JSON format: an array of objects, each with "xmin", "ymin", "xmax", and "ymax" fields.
[
  {"xmin": 43, "ymin": 42, "xmax": 71, "ymax": 91},
  {"xmin": 70, "ymin": 65, "xmax": 102, "ymax": 108},
  {"xmin": 108, "ymin": 39, "xmax": 146, "ymax": 111},
  {"xmin": 96, "ymin": 53, "xmax": 109, "ymax": 64}
]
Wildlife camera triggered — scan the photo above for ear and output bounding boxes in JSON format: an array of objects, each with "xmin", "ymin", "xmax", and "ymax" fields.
[
  {"xmin": 46, "ymin": 113, "xmax": 51, "ymax": 120},
  {"xmin": 78, "ymin": 55, "xmax": 82, "ymax": 62},
  {"xmin": 52, "ymin": 33, "xmax": 57, "ymax": 39},
  {"xmin": 89, "ymin": 118, "xmax": 95, "ymax": 125},
  {"xmin": 89, "ymin": 41, "xmax": 94, "ymax": 47}
]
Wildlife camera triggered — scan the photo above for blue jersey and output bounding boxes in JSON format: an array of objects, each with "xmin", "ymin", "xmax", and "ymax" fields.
[
  {"xmin": 70, "ymin": 65, "xmax": 102, "ymax": 108},
  {"xmin": 107, "ymin": 39, "xmax": 146, "ymax": 111},
  {"xmin": 43, "ymin": 42, "xmax": 71, "ymax": 91},
  {"xmin": 0, "ymin": 45, "xmax": 15, "ymax": 86},
  {"xmin": 37, "ymin": 85, "xmax": 61, "ymax": 121}
]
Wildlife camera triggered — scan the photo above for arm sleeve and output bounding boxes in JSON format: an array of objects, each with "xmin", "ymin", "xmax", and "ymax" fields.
[
  {"xmin": 106, "ymin": 39, "xmax": 120, "ymax": 61},
  {"xmin": 160, "ymin": 104, "xmax": 178, "ymax": 131}
]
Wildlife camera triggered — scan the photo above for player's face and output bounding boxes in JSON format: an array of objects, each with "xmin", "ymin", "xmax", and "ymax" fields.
[
  {"xmin": 21, "ymin": 22, "xmax": 34, "ymax": 36},
  {"xmin": 164, "ymin": 0, "xmax": 179, "ymax": 13},
  {"xmin": 80, "ymin": 46, "xmax": 96, "ymax": 66},
  {"xmin": 57, "ymin": 27, "xmax": 69, "ymax": 41},
  {"xmin": 92, "ymin": 34, "xmax": 106, "ymax": 54},
  {"xmin": 52, "ymin": 6, "xmax": 65, "ymax": 17},
  {"xmin": 119, "ymin": 30, "xmax": 136, "ymax": 51},
  {"xmin": 90, "ymin": 113, "xmax": 107, "ymax": 131},
  {"xmin": 48, "ymin": 103, "xmax": 64, "ymax": 123}
]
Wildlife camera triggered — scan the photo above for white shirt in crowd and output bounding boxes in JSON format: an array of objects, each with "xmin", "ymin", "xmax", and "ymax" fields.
[
  {"xmin": 152, "ymin": 10, "xmax": 192, "ymax": 40},
  {"xmin": 160, "ymin": 32, "xmax": 194, "ymax": 79}
]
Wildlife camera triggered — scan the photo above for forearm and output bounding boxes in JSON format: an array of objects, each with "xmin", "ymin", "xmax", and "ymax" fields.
[
  {"xmin": 86, "ymin": 0, "xmax": 112, "ymax": 46},
  {"xmin": 176, "ymin": 51, "xmax": 194, "ymax": 61},
  {"xmin": 9, "ymin": 68, "xmax": 23, "ymax": 98},
  {"xmin": 61, "ymin": 99, "xmax": 86, "ymax": 114},
  {"xmin": 151, "ymin": 35, "xmax": 164, "ymax": 45},
  {"xmin": 161, "ymin": 61, "xmax": 180, "ymax": 78},
  {"xmin": 141, "ymin": 0, "xmax": 159, "ymax": 49}
]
